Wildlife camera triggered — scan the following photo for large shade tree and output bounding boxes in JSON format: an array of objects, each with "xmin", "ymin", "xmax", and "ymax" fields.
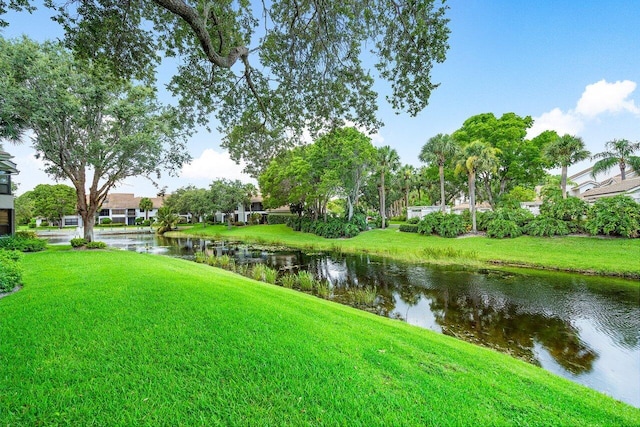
[
  {"xmin": 419, "ymin": 133, "xmax": 458, "ymax": 212},
  {"xmin": 544, "ymin": 134, "xmax": 590, "ymax": 199},
  {"xmin": 30, "ymin": 184, "xmax": 76, "ymax": 228},
  {"xmin": 0, "ymin": 38, "xmax": 189, "ymax": 241},
  {"xmin": 1, "ymin": 1, "xmax": 450, "ymax": 177},
  {"xmin": 591, "ymin": 139, "xmax": 640, "ymax": 181}
]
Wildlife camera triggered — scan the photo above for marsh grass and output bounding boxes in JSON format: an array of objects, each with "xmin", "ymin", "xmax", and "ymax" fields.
[
  {"xmin": 297, "ymin": 271, "xmax": 315, "ymax": 291},
  {"xmin": 263, "ymin": 266, "xmax": 278, "ymax": 284},
  {"xmin": 279, "ymin": 273, "xmax": 297, "ymax": 288},
  {"xmin": 1, "ymin": 251, "xmax": 637, "ymax": 426},
  {"xmin": 350, "ymin": 286, "xmax": 378, "ymax": 306},
  {"xmin": 315, "ymin": 279, "xmax": 331, "ymax": 298},
  {"xmin": 422, "ymin": 246, "xmax": 478, "ymax": 260}
]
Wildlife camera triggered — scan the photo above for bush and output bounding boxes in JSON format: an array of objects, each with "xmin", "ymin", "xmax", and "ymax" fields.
[
  {"xmin": 70, "ymin": 238, "xmax": 88, "ymax": 248},
  {"xmin": 487, "ymin": 219, "xmax": 522, "ymax": 238},
  {"xmin": 407, "ymin": 217, "xmax": 420, "ymax": 225},
  {"xmin": 0, "ymin": 250, "xmax": 23, "ymax": 292},
  {"xmin": 399, "ymin": 224, "xmax": 419, "ymax": 233},
  {"xmin": 437, "ymin": 214, "xmax": 466, "ymax": 238},
  {"xmin": 248, "ymin": 212, "xmax": 262, "ymax": 225},
  {"xmin": 585, "ymin": 195, "xmax": 640, "ymax": 238},
  {"xmin": 267, "ymin": 214, "xmax": 296, "ymax": 225},
  {"xmin": 525, "ymin": 216, "xmax": 570, "ymax": 237},
  {"xmin": 135, "ymin": 217, "xmax": 145, "ymax": 225},
  {"xmin": 15, "ymin": 230, "xmax": 38, "ymax": 239},
  {"xmin": 482, "ymin": 207, "xmax": 534, "ymax": 228},
  {"xmin": 28, "ymin": 219, "xmax": 37, "ymax": 229},
  {"xmin": 142, "ymin": 219, "xmax": 152, "ymax": 226},
  {"xmin": 540, "ymin": 197, "xmax": 588, "ymax": 233},
  {"xmin": 417, "ymin": 212, "xmax": 444, "ymax": 235},
  {"xmin": 0, "ymin": 236, "xmax": 47, "ymax": 252},
  {"xmin": 100, "ymin": 218, "xmax": 112, "ymax": 225},
  {"xmin": 86, "ymin": 241, "xmax": 107, "ymax": 249},
  {"xmin": 350, "ymin": 213, "xmax": 368, "ymax": 231}
]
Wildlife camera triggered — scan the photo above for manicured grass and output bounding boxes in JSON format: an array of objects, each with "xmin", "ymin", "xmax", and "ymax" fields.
[
  {"xmin": 175, "ymin": 224, "xmax": 640, "ymax": 278},
  {"xmin": 2, "ymin": 250, "xmax": 638, "ymax": 425}
]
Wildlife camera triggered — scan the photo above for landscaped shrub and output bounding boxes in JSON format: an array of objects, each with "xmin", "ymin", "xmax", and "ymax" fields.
[
  {"xmin": 100, "ymin": 218, "xmax": 112, "ymax": 225},
  {"xmin": 525, "ymin": 216, "xmax": 570, "ymax": 237},
  {"xmin": 417, "ymin": 212, "xmax": 444, "ymax": 235},
  {"xmin": 0, "ymin": 236, "xmax": 47, "ymax": 252},
  {"xmin": 540, "ymin": 196, "xmax": 588, "ymax": 233},
  {"xmin": 0, "ymin": 250, "xmax": 23, "ymax": 292},
  {"xmin": 487, "ymin": 219, "xmax": 522, "ymax": 239},
  {"xmin": 86, "ymin": 241, "xmax": 107, "ymax": 249},
  {"xmin": 437, "ymin": 214, "xmax": 466, "ymax": 238},
  {"xmin": 350, "ymin": 213, "xmax": 368, "ymax": 231},
  {"xmin": 585, "ymin": 195, "xmax": 640, "ymax": 238},
  {"xmin": 70, "ymin": 238, "xmax": 88, "ymax": 248},
  {"xmin": 267, "ymin": 214, "xmax": 296, "ymax": 225},
  {"xmin": 482, "ymin": 207, "xmax": 534, "ymax": 229},
  {"xmin": 15, "ymin": 230, "xmax": 38, "ymax": 239},
  {"xmin": 28, "ymin": 219, "xmax": 37, "ymax": 228},
  {"xmin": 407, "ymin": 217, "xmax": 420, "ymax": 225},
  {"xmin": 399, "ymin": 224, "xmax": 419, "ymax": 233},
  {"xmin": 248, "ymin": 212, "xmax": 262, "ymax": 225}
]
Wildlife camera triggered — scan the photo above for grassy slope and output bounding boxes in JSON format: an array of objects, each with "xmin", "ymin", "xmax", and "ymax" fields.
[
  {"xmin": 176, "ymin": 224, "xmax": 640, "ymax": 278},
  {"xmin": 1, "ymin": 250, "xmax": 638, "ymax": 426}
]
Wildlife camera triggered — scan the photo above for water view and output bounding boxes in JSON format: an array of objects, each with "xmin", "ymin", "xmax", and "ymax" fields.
[{"xmin": 47, "ymin": 233, "xmax": 640, "ymax": 407}]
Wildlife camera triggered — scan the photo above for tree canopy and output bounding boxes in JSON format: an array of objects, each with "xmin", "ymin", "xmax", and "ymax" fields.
[
  {"xmin": 1, "ymin": 0, "xmax": 450, "ymax": 176},
  {"xmin": 30, "ymin": 183, "xmax": 76, "ymax": 227},
  {"xmin": 0, "ymin": 37, "xmax": 189, "ymax": 241}
]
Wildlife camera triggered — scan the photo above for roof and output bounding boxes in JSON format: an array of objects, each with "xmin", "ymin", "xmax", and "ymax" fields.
[
  {"xmin": 0, "ymin": 150, "xmax": 19, "ymax": 174},
  {"xmin": 102, "ymin": 193, "xmax": 165, "ymax": 209},
  {"xmin": 580, "ymin": 178, "xmax": 640, "ymax": 199}
]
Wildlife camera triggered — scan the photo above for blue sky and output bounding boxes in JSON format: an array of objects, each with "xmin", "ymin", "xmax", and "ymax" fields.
[{"xmin": 3, "ymin": 0, "xmax": 640, "ymax": 197}]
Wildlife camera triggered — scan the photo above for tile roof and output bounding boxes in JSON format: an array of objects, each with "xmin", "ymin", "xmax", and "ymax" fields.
[
  {"xmin": 102, "ymin": 193, "xmax": 165, "ymax": 209},
  {"xmin": 580, "ymin": 178, "xmax": 640, "ymax": 199}
]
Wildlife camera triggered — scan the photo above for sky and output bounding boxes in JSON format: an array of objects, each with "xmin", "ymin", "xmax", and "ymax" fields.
[{"xmin": 2, "ymin": 0, "xmax": 640, "ymax": 197}]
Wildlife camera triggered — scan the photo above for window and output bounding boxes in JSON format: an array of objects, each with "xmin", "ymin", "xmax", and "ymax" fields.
[
  {"xmin": 0, "ymin": 175, "xmax": 10, "ymax": 195},
  {"xmin": 111, "ymin": 209, "xmax": 126, "ymax": 215},
  {"xmin": 99, "ymin": 209, "xmax": 110, "ymax": 217},
  {"xmin": 0, "ymin": 209, "xmax": 9, "ymax": 235},
  {"xmin": 111, "ymin": 217, "xmax": 126, "ymax": 224},
  {"xmin": 64, "ymin": 217, "xmax": 79, "ymax": 226}
]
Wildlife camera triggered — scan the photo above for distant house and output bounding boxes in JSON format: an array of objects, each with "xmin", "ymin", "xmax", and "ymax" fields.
[
  {"xmin": 0, "ymin": 150, "xmax": 19, "ymax": 235},
  {"xmin": 580, "ymin": 177, "xmax": 640, "ymax": 203},
  {"xmin": 98, "ymin": 193, "xmax": 165, "ymax": 225}
]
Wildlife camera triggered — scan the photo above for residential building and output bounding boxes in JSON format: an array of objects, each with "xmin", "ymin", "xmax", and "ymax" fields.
[
  {"xmin": 98, "ymin": 193, "xmax": 165, "ymax": 225},
  {"xmin": 0, "ymin": 150, "xmax": 19, "ymax": 235}
]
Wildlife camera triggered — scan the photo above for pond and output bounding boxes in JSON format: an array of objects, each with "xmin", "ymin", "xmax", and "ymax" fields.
[{"xmin": 47, "ymin": 232, "xmax": 640, "ymax": 407}]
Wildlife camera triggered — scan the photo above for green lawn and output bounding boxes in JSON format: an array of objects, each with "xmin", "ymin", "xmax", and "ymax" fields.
[
  {"xmin": 175, "ymin": 224, "xmax": 640, "ymax": 278},
  {"xmin": 1, "ymin": 250, "xmax": 638, "ymax": 425}
]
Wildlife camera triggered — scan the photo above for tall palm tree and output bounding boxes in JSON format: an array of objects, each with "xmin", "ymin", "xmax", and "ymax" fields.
[
  {"xmin": 419, "ymin": 133, "xmax": 459, "ymax": 212},
  {"xmin": 377, "ymin": 145, "xmax": 400, "ymax": 229},
  {"xmin": 399, "ymin": 164, "xmax": 416, "ymax": 211},
  {"xmin": 591, "ymin": 139, "xmax": 640, "ymax": 181},
  {"xmin": 543, "ymin": 134, "xmax": 591, "ymax": 199},
  {"xmin": 455, "ymin": 141, "xmax": 500, "ymax": 233}
]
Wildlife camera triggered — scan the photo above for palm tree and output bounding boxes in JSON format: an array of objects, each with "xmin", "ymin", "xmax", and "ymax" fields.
[
  {"xmin": 455, "ymin": 141, "xmax": 500, "ymax": 233},
  {"xmin": 139, "ymin": 197, "xmax": 153, "ymax": 221},
  {"xmin": 543, "ymin": 134, "xmax": 591, "ymax": 199},
  {"xmin": 419, "ymin": 133, "xmax": 459, "ymax": 212},
  {"xmin": 399, "ymin": 164, "xmax": 416, "ymax": 211},
  {"xmin": 591, "ymin": 139, "xmax": 640, "ymax": 181},
  {"xmin": 377, "ymin": 145, "xmax": 400, "ymax": 229}
]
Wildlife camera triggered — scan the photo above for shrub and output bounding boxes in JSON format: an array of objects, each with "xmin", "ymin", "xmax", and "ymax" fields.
[
  {"xmin": 585, "ymin": 195, "xmax": 640, "ymax": 238},
  {"xmin": 437, "ymin": 214, "xmax": 466, "ymax": 238},
  {"xmin": 399, "ymin": 224, "xmax": 419, "ymax": 233},
  {"xmin": 263, "ymin": 267, "xmax": 278, "ymax": 284},
  {"xmin": 407, "ymin": 217, "xmax": 420, "ymax": 224},
  {"xmin": 540, "ymin": 197, "xmax": 588, "ymax": 233},
  {"xmin": 350, "ymin": 213, "xmax": 368, "ymax": 231},
  {"xmin": 267, "ymin": 214, "xmax": 296, "ymax": 225},
  {"xmin": 525, "ymin": 216, "xmax": 570, "ymax": 237},
  {"xmin": 0, "ymin": 250, "xmax": 23, "ymax": 292},
  {"xmin": 482, "ymin": 207, "xmax": 534, "ymax": 228},
  {"xmin": 279, "ymin": 274, "xmax": 297, "ymax": 288},
  {"xmin": 248, "ymin": 212, "xmax": 263, "ymax": 225},
  {"xmin": 86, "ymin": 241, "xmax": 107, "ymax": 249},
  {"xmin": 316, "ymin": 280, "xmax": 331, "ymax": 298},
  {"xmin": 487, "ymin": 219, "xmax": 522, "ymax": 239},
  {"xmin": 70, "ymin": 238, "xmax": 88, "ymax": 248},
  {"xmin": 28, "ymin": 219, "xmax": 37, "ymax": 229},
  {"xmin": 142, "ymin": 219, "xmax": 152, "ymax": 226},
  {"xmin": 0, "ymin": 236, "xmax": 47, "ymax": 252},
  {"xmin": 135, "ymin": 217, "xmax": 145, "ymax": 225},
  {"xmin": 100, "ymin": 218, "xmax": 112, "ymax": 225},
  {"xmin": 417, "ymin": 212, "xmax": 444, "ymax": 235},
  {"xmin": 15, "ymin": 230, "xmax": 38, "ymax": 239}
]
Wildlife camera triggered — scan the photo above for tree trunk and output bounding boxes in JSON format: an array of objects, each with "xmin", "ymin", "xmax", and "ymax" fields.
[
  {"xmin": 380, "ymin": 172, "xmax": 386, "ymax": 229},
  {"xmin": 620, "ymin": 161, "xmax": 626, "ymax": 180},
  {"xmin": 227, "ymin": 214, "xmax": 233, "ymax": 230},
  {"xmin": 439, "ymin": 164, "xmax": 446, "ymax": 212},
  {"xmin": 561, "ymin": 166, "xmax": 568, "ymax": 199},
  {"xmin": 469, "ymin": 172, "xmax": 477, "ymax": 233},
  {"xmin": 347, "ymin": 197, "xmax": 354, "ymax": 222}
]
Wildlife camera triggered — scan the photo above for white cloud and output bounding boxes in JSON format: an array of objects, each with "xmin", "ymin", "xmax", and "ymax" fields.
[
  {"xmin": 527, "ymin": 108, "xmax": 584, "ymax": 138},
  {"xmin": 528, "ymin": 79, "xmax": 639, "ymax": 139},
  {"xmin": 180, "ymin": 148, "xmax": 254, "ymax": 183},
  {"xmin": 575, "ymin": 79, "xmax": 640, "ymax": 118}
]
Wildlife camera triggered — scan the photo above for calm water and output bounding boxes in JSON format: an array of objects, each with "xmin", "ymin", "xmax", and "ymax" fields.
[{"xmin": 47, "ymin": 233, "xmax": 640, "ymax": 407}]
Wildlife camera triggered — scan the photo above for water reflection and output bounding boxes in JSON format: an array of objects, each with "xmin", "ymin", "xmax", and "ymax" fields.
[{"xmin": 44, "ymin": 233, "xmax": 640, "ymax": 406}]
